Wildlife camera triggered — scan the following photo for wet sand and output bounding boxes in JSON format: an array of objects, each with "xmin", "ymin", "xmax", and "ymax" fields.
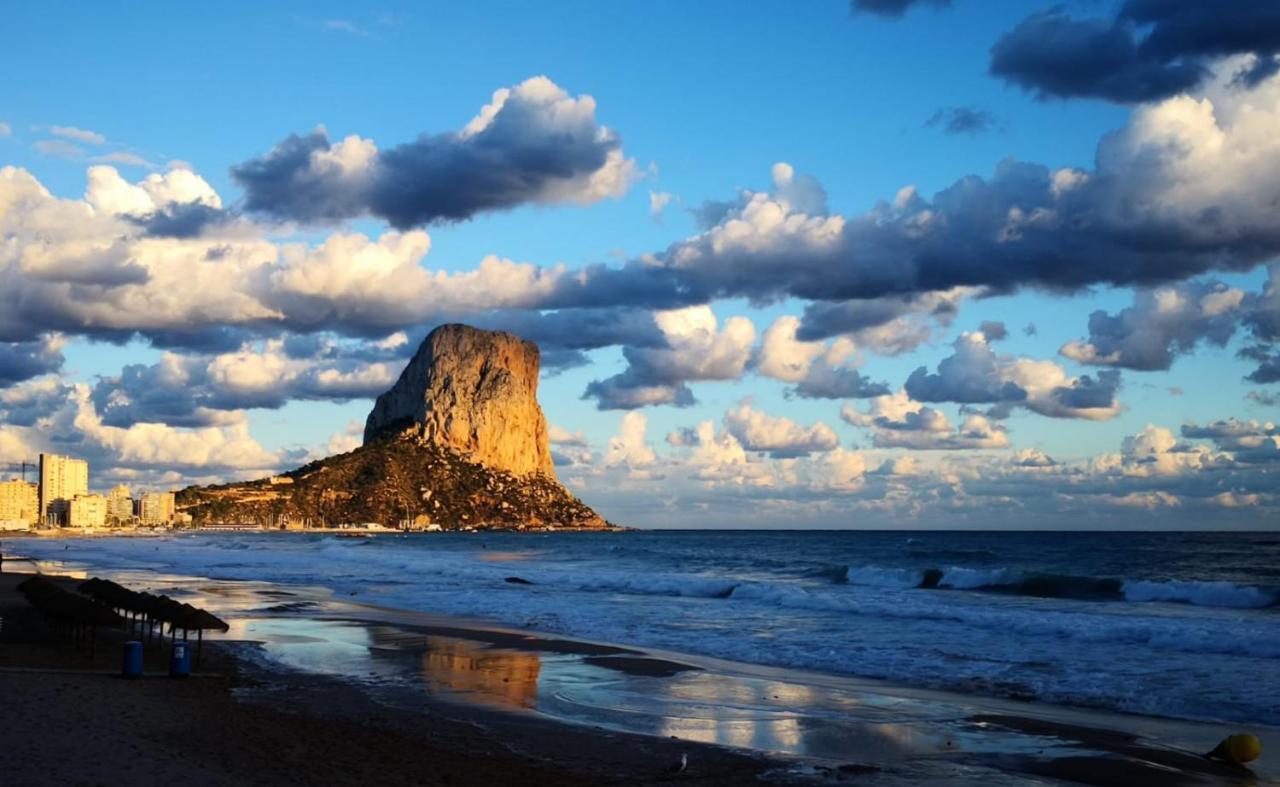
[{"xmin": 2, "ymin": 565, "xmax": 1276, "ymax": 786}]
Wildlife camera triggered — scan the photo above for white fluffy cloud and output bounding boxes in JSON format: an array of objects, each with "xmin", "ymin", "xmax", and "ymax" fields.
[
  {"xmin": 605, "ymin": 412, "xmax": 657, "ymax": 472},
  {"xmin": 722, "ymin": 400, "xmax": 839, "ymax": 458},
  {"xmin": 583, "ymin": 305, "xmax": 755, "ymax": 409},
  {"xmin": 755, "ymin": 316, "xmax": 889, "ymax": 399}
]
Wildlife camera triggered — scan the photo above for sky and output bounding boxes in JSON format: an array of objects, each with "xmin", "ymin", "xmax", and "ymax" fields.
[{"xmin": 1, "ymin": 0, "xmax": 1278, "ymax": 529}]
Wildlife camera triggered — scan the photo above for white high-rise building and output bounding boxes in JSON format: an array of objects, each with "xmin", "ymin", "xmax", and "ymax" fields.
[{"xmin": 39, "ymin": 453, "xmax": 89, "ymax": 526}]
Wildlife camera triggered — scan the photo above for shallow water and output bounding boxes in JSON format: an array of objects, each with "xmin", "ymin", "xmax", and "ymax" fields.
[{"xmin": 12, "ymin": 529, "xmax": 1280, "ymax": 726}]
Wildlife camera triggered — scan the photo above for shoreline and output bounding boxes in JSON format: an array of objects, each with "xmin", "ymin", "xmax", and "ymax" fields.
[{"xmin": 2, "ymin": 553, "xmax": 1276, "ymax": 785}]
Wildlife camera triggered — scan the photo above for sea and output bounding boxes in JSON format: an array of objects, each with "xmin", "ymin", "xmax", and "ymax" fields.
[{"xmin": 12, "ymin": 529, "xmax": 1280, "ymax": 728}]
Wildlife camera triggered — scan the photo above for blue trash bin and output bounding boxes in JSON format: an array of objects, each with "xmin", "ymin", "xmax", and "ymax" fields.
[
  {"xmin": 170, "ymin": 642, "xmax": 191, "ymax": 678},
  {"xmin": 122, "ymin": 640, "xmax": 143, "ymax": 678}
]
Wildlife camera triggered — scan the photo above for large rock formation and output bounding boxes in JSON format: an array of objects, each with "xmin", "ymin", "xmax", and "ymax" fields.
[
  {"xmin": 178, "ymin": 325, "xmax": 608, "ymax": 530},
  {"xmin": 364, "ymin": 324, "xmax": 555, "ymax": 478}
]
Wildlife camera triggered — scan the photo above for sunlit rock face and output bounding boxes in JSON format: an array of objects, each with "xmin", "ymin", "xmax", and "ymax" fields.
[{"xmin": 364, "ymin": 324, "xmax": 556, "ymax": 479}]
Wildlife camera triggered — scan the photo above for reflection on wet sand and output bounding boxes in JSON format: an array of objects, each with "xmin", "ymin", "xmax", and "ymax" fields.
[{"xmin": 419, "ymin": 636, "xmax": 542, "ymax": 709}]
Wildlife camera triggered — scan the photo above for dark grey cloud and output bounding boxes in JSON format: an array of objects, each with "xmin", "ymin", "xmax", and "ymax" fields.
[
  {"xmin": 232, "ymin": 78, "xmax": 630, "ymax": 228},
  {"xmin": 0, "ymin": 337, "xmax": 64, "ymax": 388},
  {"xmin": 127, "ymin": 202, "xmax": 232, "ymax": 238},
  {"xmin": 582, "ymin": 375, "xmax": 695, "ymax": 411},
  {"xmin": 1241, "ymin": 345, "xmax": 1280, "ymax": 384},
  {"xmin": 1247, "ymin": 390, "xmax": 1279, "ymax": 407},
  {"xmin": 0, "ymin": 378, "xmax": 71, "ymax": 426},
  {"xmin": 925, "ymin": 106, "xmax": 1002, "ymax": 135},
  {"xmin": 991, "ymin": 4, "xmax": 1280, "ymax": 103},
  {"xmin": 1183, "ymin": 418, "xmax": 1280, "ymax": 465},
  {"xmin": 1060, "ymin": 280, "xmax": 1244, "ymax": 371},
  {"xmin": 850, "ymin": 0, "xmax": 949, "ymax": 19},
  {"xmin": 1052, "ymin": 370, "xmax": 1122, "ymax": 411},
  {"xmin": 1062, "ymin": 268, "xmax": 1279, "ymax": 381},
  {"xmin": 793, "ymin": 366, "xmax": 890, "ymax": 400},
  {"xmin": 903, "ymin": 333, "xmax": 1122, "ymax": 419},
  {"xmin": 979, "ymin": 320, "xmax": 1007, "ymax": 341},
  {"xmin": 797, "ymin": 291, "xmax": 963, "ymax": 343},
  {"xmin": 905, "ymin": 342, "xmax": 1027, "ymax": 404}
]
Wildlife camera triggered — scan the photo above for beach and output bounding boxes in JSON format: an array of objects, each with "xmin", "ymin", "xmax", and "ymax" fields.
[
  {"xmin": 0, "ymin": 571, "xmax": 775, "ymax": 786},
  {"xmin": 2, "ymin": 536, "xmax": 1277, "ymax": 786}
]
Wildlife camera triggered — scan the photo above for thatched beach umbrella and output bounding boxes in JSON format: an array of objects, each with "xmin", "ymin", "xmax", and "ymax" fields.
[
  {"xmin": 20, "ymin": 576, "xmax": 123, "ymax": 656},
  {"xmin": 175, "ymin": 608, "xmax": 229, "ymax": 665}
]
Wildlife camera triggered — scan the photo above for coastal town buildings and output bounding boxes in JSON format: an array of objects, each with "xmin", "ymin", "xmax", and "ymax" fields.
[
  {"xmin": 140, "ymin": 491, "xmax": 176, "ymax": 525},
  {"xmin": 106, "ymin": 484, "xmax": 133, "ymax": 524},
  {"xmin": 39, "ymin": 453, "xmax": 88, "ymax": 525},
  {"xmin": 0, "ymin": 479, "xmax": 39, "ymax": 529},
  {"xmin": 68, "ymin": 493, "xmax": 107, "ymax": 528}
]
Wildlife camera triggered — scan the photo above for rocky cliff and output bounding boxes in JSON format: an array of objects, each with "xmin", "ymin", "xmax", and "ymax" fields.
[
  {"xmin": 364, "ymin": 324, "xmax": 555, "ymax": 478},
  {"xmin": 178, "ymin": 325, "xmax": 608, "ymax": 530}
]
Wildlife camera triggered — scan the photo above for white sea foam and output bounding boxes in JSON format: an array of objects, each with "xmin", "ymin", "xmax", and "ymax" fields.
[{"xmin": 1122, "ymin": 579, "xmax": 1276, "ymax": 609}]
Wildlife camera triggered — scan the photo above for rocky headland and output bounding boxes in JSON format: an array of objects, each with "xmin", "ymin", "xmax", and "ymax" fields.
[{"xmin": 178, "ymin": 325, "xmax": 609, "ymax": 530}]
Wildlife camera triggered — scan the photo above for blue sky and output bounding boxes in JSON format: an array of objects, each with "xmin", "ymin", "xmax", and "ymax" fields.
[{"xmin": 1, "ymin": 1, "xmax": 1278, "ymax": 527}]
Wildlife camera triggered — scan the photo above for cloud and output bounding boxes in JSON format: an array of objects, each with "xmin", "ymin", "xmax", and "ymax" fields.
[
  {"xmin": 1247, "ymin": 390, "xmax": 1279, "ymax": 407},
  {"xmin": 323, "ymin": 420, "xmax": 364, "ymax": 455},
  {"xmin": 841, "ymin": 391, "xmax": 1010, "ymax": 450},
  {"xmin": 548, "ymin": 424, "xmax": 588, "ymax": 447},
  {"xmin": 925, "ymin": 106, "xmax": 1002, "ymax": 135},
  {"xmin": 979, "ymin": 321, "xmax": 1007, "ymax": 341},
  {"xmin": 92, "ymin": 151, "xmax": 156, "ymax": 169},
  {"xmin": 649, "ymin": 190, "xmax": 677, "ymax": 223},
  {"xmin": 723, "ymin": 400, "xmax": 839, "ymax": 458},
  {"xmin": 322, "ymin": 19, "xmax": 368, "ymax": 37},
  {"xmin": 906, "ymin": 332, "xmax": 1123, "ymax": 420},
  {"xmin": 51, "ymin": 125, "xmax": 106, "ymax": 145},
  {"xmin": 755, "ymin": 316, "xmax": 890, "ymax": 399},
  {"xmin": 583, "ymin": 306, "xmax": 755, "ymax": 409},
  {"xmin": 34, "ymin": 139, "xmax": 85, "ymax": 159},
  {"xmin": 232, "ymin": 76, "xmax": 637, "ymax": 228},
  {"xmin": 1061, "ymin": 266, "xmax": 1280, "ymax": 380},
  {"xmin": 1242, "ymin": 345, "xmax": 1280, "ymax": 384},
  {"xmin": 0, "ymin": 335, "xmax": 65, "ymax": 387},
  {"xmin": 850, "ymin": 0, "xmax": 949, "ymax": 19},
  {"xmin": 605, "ymin": 412, "xmax": 657, "ymax": 472},
  {"xmin": 88, "ymin": 338, "xmax": 398, "ymax": 427},
  {"xmin": 0, "ymin": 123, "xmax": 11, "ymax": 138},
  {"xmin": 1182, "ymin": 419, "xmax": 1279, "ymax": 461},
  {"xmin": 542, "ymin": 70, "xmax": 1280, "ymax": 326},
  {"xmin": 6, "ymin": 66, "xmax": 1280, "ymax": 362},
  {"xmin": 0, "ymin": 375, "xmax": 71, "ymax": 427},
  {"xmin": 1012, "ymin": 448, "xmax": 1056, "ymax": 467},
  {"xmin": 990, "ymin": 5, "xmax": 1280, "ymax": 103},
  {"xmin": 1061, "ymin": 280, "xmax": 1245, "ymax": 370},
  {"xmin": 0, "ymin": 384, "xmax": 283, "ymax": 483}
]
